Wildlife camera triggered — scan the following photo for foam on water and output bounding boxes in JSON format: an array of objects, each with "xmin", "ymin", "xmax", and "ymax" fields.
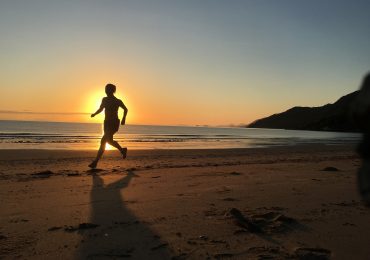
[{"xmin": 0, "ymin": 120, "xmax": 361, "ymax": 150}]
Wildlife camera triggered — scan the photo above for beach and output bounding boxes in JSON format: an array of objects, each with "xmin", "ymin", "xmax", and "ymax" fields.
[
  {"xmin": 0, "ymin": 144, "xmax": 369, "ymax": 259},
  {"xmin": 2, "ymin": 0, "xmax": 370, "ymax": 259}
]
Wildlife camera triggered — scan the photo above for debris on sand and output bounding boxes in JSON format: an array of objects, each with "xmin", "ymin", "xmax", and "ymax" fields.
[
  {"xmin": 64, "ymin": 223, "xmax": 99, "ymax": 232},
  {"xmin": 210, "ymin": 239, "xmax": 227, "ymax": 244},
  {"xmin": 214, "ymin": 253, "xmax": 234, "ymax": 259},
  {"xmin": 216, "ymin": 186, "xmax": 232, "ymax": 194},
  {"xmin": 332, "ymin": 200, "xmax": 359, "ymax": 207},
  {"xmin": 78, "ymin": 223, "xmax": 99, "ymax": 229},
  {"xmin": 198, "ymin": 235, "xmax": 208, "ymax": 240},
  {"xmin": 87, "ymin": 168, "xmax": 104, "ymax": 174},
  {"xmin": 256, "ymin": 206, "xmax": 286, "ymax": 211},
  {"xmin": 247, "ymin": 246, "xmax": 290, "ymax": 259},
  {"xmin": 9, "ymin": 218, "xmax": 29, "ymax": 223},
  {"xmin": 172, "ymin": 253, "xmax": 188, "ymax": 260},
  {"xmin": 31, "ymin": 170, "xmax": 53, "ymax": 178},
  {"xmin": 227, "ymin": 208, "xmax": 301, "ymax": 234},
  {"xmin": 151, "ymin": 243, "xmax": 168, "ymax": 251},
  {"xmin": 322, "ymin": 166, "xmax": 339, "ymax": 172},
  {"xmin": 251, "ymin": 211, "xmax": 300, "ymax": 233},
  {"xmin": 245, "ymin": 246, "xmax": 330, "ymax": 259},
  {"xmin": 294, "ymin": 247, "xmax": 331, "ymax": 259},
  {"xmin": 342, "ymin": 222, "xmax": 356, "ymax": 226},
  {"xmin": 253, "ymin": 212, "xmax": 296, "ymax": 224},
  {"xmin": 228, "ymin": 208, "xmax": 262, "ymax": 233},
  {"xmin": 48, "ymin": 226, "xmax": 62, "ymax": 231},
  {"xmin": 223, "ymin": 197, "xmax": 238, "ymax": 202},
  {"xmin": 230, "ymin": 171, "xmax": 242, "ymax": 176},
  {"xmin": 272, "ymin": 214, "xmax": 296, "ymax": 224},
  {"xmin": 66, "ymin": 172, "xmax": 80, "ymax": 177},
  {"xmin": 64, "ymin": 226, "xmax": 77, "ymax": 232}
]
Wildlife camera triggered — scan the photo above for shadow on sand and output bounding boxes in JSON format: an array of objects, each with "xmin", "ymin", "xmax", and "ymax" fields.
[{"xmin": 76, "ymin": 170, "xmax": 171, "ymax": 259}]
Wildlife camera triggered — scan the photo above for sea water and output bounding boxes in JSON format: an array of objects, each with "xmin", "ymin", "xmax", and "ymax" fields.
[{"xmin": 0, "ymin": 120, "xmax": 361, "ymax": 150}]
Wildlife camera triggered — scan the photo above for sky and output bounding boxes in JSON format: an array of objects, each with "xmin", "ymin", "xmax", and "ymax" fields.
[{"xmin": 0, "ymin": 0, "xmax": 369, "ymax": 126}]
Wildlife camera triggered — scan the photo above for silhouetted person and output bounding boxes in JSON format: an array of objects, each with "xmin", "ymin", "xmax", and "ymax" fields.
[
  {"xmin": 89, "ymin": 83, "xmax": 128, "ymax": 168},
  {"xmin": 352, "ymin": 73, "xmax": 370, "ymax": 206}
]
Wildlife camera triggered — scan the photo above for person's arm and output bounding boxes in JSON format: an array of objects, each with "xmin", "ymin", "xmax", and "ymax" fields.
[
  {"xmin": 119, "ymin": 100, "xmax": 128, "ymax": 125},
  {"xmin": 91, "ymin": 98, "xmax": 105, "ymax": 118}
]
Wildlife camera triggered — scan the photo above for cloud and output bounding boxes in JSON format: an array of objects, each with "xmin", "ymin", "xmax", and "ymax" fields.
[{"xmin": 0, "ymin": 110, "xmax": 89, "ymax": 115}]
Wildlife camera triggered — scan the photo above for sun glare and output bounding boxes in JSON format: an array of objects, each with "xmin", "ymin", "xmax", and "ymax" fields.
[
  {"xmin": 80, "ymin": 89, "xmax": 104, "ymax": 123},
  {"xmin": 82, "ymin": 88, "xmax": 134, "ymax": 124},
  {"xmin": 105, "ymin": 143, "xmax": 114, "ymax": 150}
]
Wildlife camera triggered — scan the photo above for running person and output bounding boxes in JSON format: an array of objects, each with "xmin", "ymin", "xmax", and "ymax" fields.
[{"xmin": 89, "ymin": 83, "xmax": 128, "ymax": 168}]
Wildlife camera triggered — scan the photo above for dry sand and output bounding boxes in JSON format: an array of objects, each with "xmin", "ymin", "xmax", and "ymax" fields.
[{"xmin": 0, "ymin": 145, "xmax": 369, "ymax": 259}]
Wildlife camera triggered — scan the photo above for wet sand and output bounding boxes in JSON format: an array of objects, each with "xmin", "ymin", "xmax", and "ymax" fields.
[{"xmin": 0, "ymin": 145, "xmax": 369, "ymax": 259}]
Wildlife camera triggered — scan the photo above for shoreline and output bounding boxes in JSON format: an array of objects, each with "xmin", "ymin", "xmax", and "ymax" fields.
[
  {"xmin": 0, "ymin": 143, "xmax": 359, "ymax": 158},
  {"xmin": 0, "ymin": 118, "xmax": 364, "ymax": 133}
]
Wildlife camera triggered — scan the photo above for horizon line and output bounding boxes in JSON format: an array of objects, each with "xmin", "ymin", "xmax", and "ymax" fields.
[
  {"xmin": 0, "ymin": 118, "xmax": 248, "ymax": 128},
  {"xmin": 0, "ymin": 110, "xmax": 90, "ymax": 115}
]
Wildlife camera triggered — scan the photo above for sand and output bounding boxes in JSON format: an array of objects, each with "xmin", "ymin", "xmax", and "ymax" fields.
[{"xmin": 0, "ymin": 145, "xmax": 369, "ymax": 259}]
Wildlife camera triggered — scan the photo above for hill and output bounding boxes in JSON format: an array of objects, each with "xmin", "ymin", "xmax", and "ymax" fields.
[{"xmin": 248, "ymin": 91, "xmax": 359, "ymax": 132}]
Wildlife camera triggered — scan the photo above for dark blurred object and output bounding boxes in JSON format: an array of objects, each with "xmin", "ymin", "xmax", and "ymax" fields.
[
  {"xmin": 351, "ymin": 73, "xmax": 370, "ymax": 132},
  {"xmin": 351, "ymin": 73, "xmax": 370, "ymax": 206}
]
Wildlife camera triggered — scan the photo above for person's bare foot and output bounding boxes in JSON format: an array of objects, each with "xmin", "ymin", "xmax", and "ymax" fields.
[
  {"xmin": 121, "ymin": 147, "xmax": 127, "ymax": 159},
  {"xmin": 88, "ymin": 160, "xmax": 98, "ymax": 169}
]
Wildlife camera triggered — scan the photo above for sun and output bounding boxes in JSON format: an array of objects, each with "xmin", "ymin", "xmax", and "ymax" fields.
[
  {"xmin": 82, "ymin": 88, "xmax": 134, "ymax": 124},
  {"xmin": 83, "ymin": 90, "xmax": 105, "ymax": 123}
]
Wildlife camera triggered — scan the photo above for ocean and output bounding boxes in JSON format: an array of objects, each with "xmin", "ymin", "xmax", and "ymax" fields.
[{"xmin": 0, "ymin": 120, "xmax": 361, "ymax": 150}]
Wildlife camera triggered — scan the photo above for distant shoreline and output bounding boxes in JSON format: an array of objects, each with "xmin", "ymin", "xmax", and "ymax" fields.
[{"xmin": 0, "ymin": 119, "xmax": 248, "ymax": 129}]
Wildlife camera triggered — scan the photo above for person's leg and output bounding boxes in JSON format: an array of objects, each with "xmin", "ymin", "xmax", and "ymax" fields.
[
  {"xmin": 96, "ymin": 135, "xmax": 108, "ymax": 161},
  {"xmin": 106, "ymin": 134, "xmax": 127, "ymax": 159},
  {"xmin": 89, "ymin": 135, "xmax": 107, "ymax": 168},
  {"xmin": 108, "ymin": 139, "xmax": 122, "ymax": 150}
]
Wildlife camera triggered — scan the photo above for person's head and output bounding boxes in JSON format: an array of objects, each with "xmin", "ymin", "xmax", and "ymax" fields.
[{"xmin": 105, "ymin": 83, "xmax": 116, "ymax": 96}]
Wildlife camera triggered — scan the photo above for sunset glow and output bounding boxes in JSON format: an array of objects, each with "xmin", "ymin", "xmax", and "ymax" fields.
[
  {"xmin": 1, "ymin": 2, "xmax": 369, "ymax": 258},
  {"xmin": 0, "ymin": 1, "xmax": 369, "ymax": 126}
]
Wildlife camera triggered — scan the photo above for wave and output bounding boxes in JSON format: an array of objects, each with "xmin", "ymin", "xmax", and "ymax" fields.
[{"xmin": 0, "ymin": 121, "xmax": 361, "ymax": 149}]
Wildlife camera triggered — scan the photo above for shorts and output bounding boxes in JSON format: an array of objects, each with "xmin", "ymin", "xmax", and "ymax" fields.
[{"xmin": 104, "ymin": 118, "xmax": 120, "ymax": 135}]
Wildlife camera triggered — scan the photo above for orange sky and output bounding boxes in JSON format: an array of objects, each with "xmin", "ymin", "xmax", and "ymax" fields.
[
  {"xmin": 0, "ymin": 73, "xmax": 274, "ymax": 126},
  {"xmin": 0, "ymin": 1, "xmax": 368, "ymax": 126}
]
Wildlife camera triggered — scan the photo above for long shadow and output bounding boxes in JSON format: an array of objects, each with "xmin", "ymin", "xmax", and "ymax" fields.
[{"xmin": 76, "ymin": 170, "xmax": 171, "ymax": 259}]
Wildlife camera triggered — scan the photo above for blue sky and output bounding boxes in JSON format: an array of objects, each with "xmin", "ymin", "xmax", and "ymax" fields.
[{"xmin": 0, "ymin": 0, "xmax": 369, "ymax": 125}]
